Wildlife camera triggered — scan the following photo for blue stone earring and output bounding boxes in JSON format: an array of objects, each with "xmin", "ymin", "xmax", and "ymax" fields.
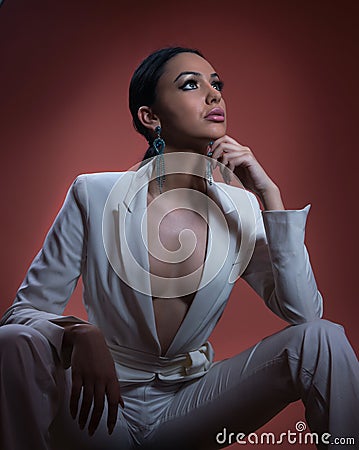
[
  {"xmin": 152, "ymin": 125, "xmax": 166, "ymax": 193},
  {"xmin": 206, "ymin": 140, "xmax": 214, "ymax": 185}
]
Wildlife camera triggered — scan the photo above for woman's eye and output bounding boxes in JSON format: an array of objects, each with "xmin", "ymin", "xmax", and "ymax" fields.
[
  {"xmin": 180, "ymin": 79, "xmax": 198, "ymax": 90},
  {"xmin": 212, "ymin": 80, "xmax": 224, "ymax": 91},
  {"xmin": 179, "ymin": 79, "xmax": 224, "ymax": 92}
]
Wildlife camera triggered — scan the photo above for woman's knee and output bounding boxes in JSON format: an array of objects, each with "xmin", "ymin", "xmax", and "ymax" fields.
[
  {"xmin": 285, "ymin": 318, "xmax": 350, "ymax": 360},
  {"xmin": 0, "ymin": 323, "xmax": 48, "ymax": 346},
  {"xmin": 291, "ymin": 318, "xmax": 345, "ymax": 339},
  {"xmin": 0, "ymin": 324, "xmax": 55, "ymax": 366}
]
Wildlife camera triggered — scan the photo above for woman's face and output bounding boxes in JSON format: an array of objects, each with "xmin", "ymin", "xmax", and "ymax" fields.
[{"xmin": 152, "ymin": 52, "xmax": 226, "ymax": 151}]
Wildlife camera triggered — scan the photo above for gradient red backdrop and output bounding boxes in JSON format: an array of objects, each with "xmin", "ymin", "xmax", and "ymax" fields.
[{"xmin": 0, "ymin": 1, "xmax": 358, "ymax": 448}]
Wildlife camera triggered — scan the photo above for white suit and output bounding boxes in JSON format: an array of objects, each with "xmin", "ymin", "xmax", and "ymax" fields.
[{"xmin": 0, "ymin": 165, "xmax": 357, "ymax": 450}]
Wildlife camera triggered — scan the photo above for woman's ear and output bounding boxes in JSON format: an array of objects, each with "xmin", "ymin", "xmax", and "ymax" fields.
[{"xmin": 137, "ymin": 106, "xmax": 160, "ymax": 132}]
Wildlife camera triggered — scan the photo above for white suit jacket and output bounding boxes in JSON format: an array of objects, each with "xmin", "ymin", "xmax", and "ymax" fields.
[{"xmin": 1, "ymin": 166, "xmax": 323, "ymax": 383}]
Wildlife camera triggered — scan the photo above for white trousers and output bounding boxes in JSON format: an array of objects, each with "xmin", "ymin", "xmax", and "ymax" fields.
[{"xmin": 0, "ymin": 319, "xmax": 358, "ymax": 449}]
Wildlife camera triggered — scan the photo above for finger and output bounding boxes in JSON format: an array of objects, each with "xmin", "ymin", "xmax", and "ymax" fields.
[
  {"xmin": 227, "ymin": 160, "xmax": 235, "ymax": 173},
  {"xmin": 219, "ymin": 159, "xmax": 234, "ymax": 184},
  {"xmin": 212, "ymin": 137, "xmax": 251, "ymax": 156},
  {"xmin": 206, "ymin": 154, "xmax": 217, "ymax": 172},
  {"xmin": 88, "ymin": 385, "xmax": 105, "ymax": 436},
  {"xmin": 206, "ymin": 143, "xmax": 219, "ymax": 171},
  {"xmin": 78, "ymin": 384, "xmax": 94, "ymax": 430},
  {"xmin": 106, "ymin": 381, "xmax": 121, "ymax": 435},
  {"xmin": 215, "ymin": 152, "xmax": 231, "ymax": 181},
  {"xmin": 211, "ymin": 134, "xmax": 230, "ymax": 148},
  {"xmin": 220, "ymin": 151, "xmax": 229, "ymax": 167},
  {"xmin": 212, "ymin": 135, "xmax": 244, "ymax": 148},
  {"xmin": 211, "ymin": 135, "xmax": 237, "ymax": 153},
  {"xmin": 206, "ymin": 141, "xmax": 214, "ymax": 156},
  {"xmin": 211, "ymin": 142, "xmax": 242, "ymax": 161},
  {"xmin": 210, "ymin": 142, "xmax": 224, "ymax": 161},
  {"xmin": 70, "ymin": 373, "xmax": 83, "ymax": 419},
  {"xmin": 220, "ymin": 135, "xmax": 243, "ymax": 147}
]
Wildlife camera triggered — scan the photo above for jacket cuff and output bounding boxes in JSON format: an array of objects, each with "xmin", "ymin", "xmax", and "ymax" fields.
[
  {"xmin": 46, "ymin": 316, "xmax": 87, "ymax": 356},
  {"xmin": 261, "ymin": 204, "xmax": 311, "ymax": 251}
]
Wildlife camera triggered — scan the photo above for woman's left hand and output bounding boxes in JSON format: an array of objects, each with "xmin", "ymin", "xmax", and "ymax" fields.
[{"xmin": 209, "ymin": 135, "xmax": 284, "ymax": 210}]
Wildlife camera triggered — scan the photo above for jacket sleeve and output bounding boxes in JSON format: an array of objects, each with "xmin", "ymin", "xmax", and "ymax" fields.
[
  {"xmin": 0, "ymin": 175, "xmax": 89, "ymax": 357},
  {"xmin": 241, "ymin": 196, "xmax": 323, "ymax": 324}
]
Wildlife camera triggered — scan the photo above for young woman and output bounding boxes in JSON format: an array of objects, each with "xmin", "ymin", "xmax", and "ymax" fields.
[{"xmin": 0, "ymin": 47, "xmax": 358, "ymax": 450}]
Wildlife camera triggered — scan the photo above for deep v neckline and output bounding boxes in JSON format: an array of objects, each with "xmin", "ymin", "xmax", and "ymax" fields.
[
  {"xmin": 146, "ymin": 185, "xmax": 211, "ymax": 356},
  {"xmin": 113, "ymin": 169, "xmax": 241, "ymax": 357}
]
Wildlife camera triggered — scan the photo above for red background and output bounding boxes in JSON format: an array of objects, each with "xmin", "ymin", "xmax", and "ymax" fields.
[{"xmin": 0, "ymin": 1, "xmax": 358, "ymax": 448}]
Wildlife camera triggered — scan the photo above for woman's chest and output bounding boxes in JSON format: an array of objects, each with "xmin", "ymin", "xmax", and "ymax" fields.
[{"xmin": 147, "ymin": 206, "xmax": 208, "ymax": 298}]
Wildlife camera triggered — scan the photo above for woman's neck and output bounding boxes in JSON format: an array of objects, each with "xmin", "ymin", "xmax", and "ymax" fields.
[{"xmin": 147, "ymin": 149, "xmax": 209, "ymax": 200}]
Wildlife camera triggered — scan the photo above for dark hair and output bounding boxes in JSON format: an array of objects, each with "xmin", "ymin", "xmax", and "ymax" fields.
[{"xmin": 129, "ymin": 46, "xmax": 204, "ymax": 161}]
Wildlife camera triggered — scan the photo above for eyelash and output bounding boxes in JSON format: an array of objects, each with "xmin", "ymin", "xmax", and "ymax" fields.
[{"xmin": 179, "ymin": 79, "xmax": 224, "ymax": 92}]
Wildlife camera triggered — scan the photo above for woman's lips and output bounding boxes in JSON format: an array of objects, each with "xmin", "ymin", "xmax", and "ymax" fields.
[{"xmin": 204, "ymin": 107, "xmax": 225, "ymax": 122}]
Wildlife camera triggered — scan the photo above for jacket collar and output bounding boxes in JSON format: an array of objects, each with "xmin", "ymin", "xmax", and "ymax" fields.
[{"xmin": 122, "ymin": 156, "xmax": 238, "ymax": 216}]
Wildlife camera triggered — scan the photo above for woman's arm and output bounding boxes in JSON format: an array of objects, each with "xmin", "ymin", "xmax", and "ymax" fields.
[
  {"xmin": 0, "ymin": 176, "xmax": 89, "ymax": 357},
  {"xmin": 0, "ymin": 175, "xmax": 123, "ymax": 435},
  {"xmin": 241, "ymin": 195, "xmax": 323, "ymax": 323},
  {"xmin": 210, "ymin": 135, "xmax": 323, "ymax": 323},
  {"xmin": 258, "ymin": 183, "xmax": 284, "ymax": 211}
]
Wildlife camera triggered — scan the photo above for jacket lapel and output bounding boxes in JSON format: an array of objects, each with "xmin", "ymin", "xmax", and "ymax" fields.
[
  {"xmin": 112, "ymin": 166, "xmax": 161, "ymax": 350},
  {"xmin": 165, "ymin": 182, "xmax": 257, "ymax": 356},
  {"xmin": 111, "ymin": 163, "xmax": 257, "ymax": 356}
]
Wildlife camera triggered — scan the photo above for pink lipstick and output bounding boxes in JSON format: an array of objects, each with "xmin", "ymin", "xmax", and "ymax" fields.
[{"xmin": 204, "ymin": 107, "xmax": 225, "ymax": 122}]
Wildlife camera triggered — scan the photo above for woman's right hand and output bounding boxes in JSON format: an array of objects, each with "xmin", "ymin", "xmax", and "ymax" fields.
[{"xmin": 62, "ymin": 323, "xmax": 124, "ymax": 436}]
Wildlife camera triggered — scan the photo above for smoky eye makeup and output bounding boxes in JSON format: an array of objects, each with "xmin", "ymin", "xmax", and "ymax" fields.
[
  {"xmin": 178, "ymin": 78, "xmax": 199, "ymax": 90},
  {"xmin": 178, "ymin": 77, "xmax": 225, "ymax": 91},
  {"xmin": 212, "ymin": 80, "xmax": 224, "ymax": 91}
]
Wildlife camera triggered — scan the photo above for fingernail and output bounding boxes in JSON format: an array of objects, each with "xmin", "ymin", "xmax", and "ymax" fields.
[{"xmin": 207, "ymin": 139, "xmax": 214, "ymax": 156}]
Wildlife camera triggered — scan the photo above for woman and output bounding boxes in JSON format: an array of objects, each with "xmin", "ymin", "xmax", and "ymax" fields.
[{"xmin": 0, "ymin": 47, "xmax": 358, "ymax": 450}]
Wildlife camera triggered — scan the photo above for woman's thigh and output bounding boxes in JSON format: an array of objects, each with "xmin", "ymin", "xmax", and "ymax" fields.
[
  {"xmin": 144, "ymin": 319, "xmax": 346, "ymax": 449},
  {"xmin": 144, "ymin": 349, "xmax": 295, "ymax": 449}
]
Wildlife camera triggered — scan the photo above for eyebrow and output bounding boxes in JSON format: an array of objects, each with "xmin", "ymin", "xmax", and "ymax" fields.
[{"xmin": 173, "ymin": 71, "xmax": 219, "ymax": 83}]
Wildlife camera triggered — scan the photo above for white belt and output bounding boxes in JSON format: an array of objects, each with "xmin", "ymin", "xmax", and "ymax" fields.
[{"xmin": 108, "ymin": 342, "xmax": 214, "ymax": 380}]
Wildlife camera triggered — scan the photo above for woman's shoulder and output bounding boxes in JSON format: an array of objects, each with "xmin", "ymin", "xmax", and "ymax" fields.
[
  {"xmin": 75, "ymin": 171, "xmax": 129, "ymax": 184},
  {"xmin": 68, "ymin": 171, "xmax": 135, "ymax": 207},
  {"xmin": 73, "ymin": 171, "xmax": 134, "ymax": 192}
]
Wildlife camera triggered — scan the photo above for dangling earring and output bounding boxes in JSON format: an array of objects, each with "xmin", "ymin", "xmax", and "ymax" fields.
[
  {"xmin": 206, "ymin": 140, "xmax": 214, "ymax": 185},
  {"xmin": 152, "ymin": 125, "xmax": 165, "ymax": 193}
]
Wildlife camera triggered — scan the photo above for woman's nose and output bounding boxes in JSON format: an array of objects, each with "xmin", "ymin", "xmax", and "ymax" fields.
[{"xmin": 205, "ymin": 85, "xmax": 222, "ymax": 104}]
